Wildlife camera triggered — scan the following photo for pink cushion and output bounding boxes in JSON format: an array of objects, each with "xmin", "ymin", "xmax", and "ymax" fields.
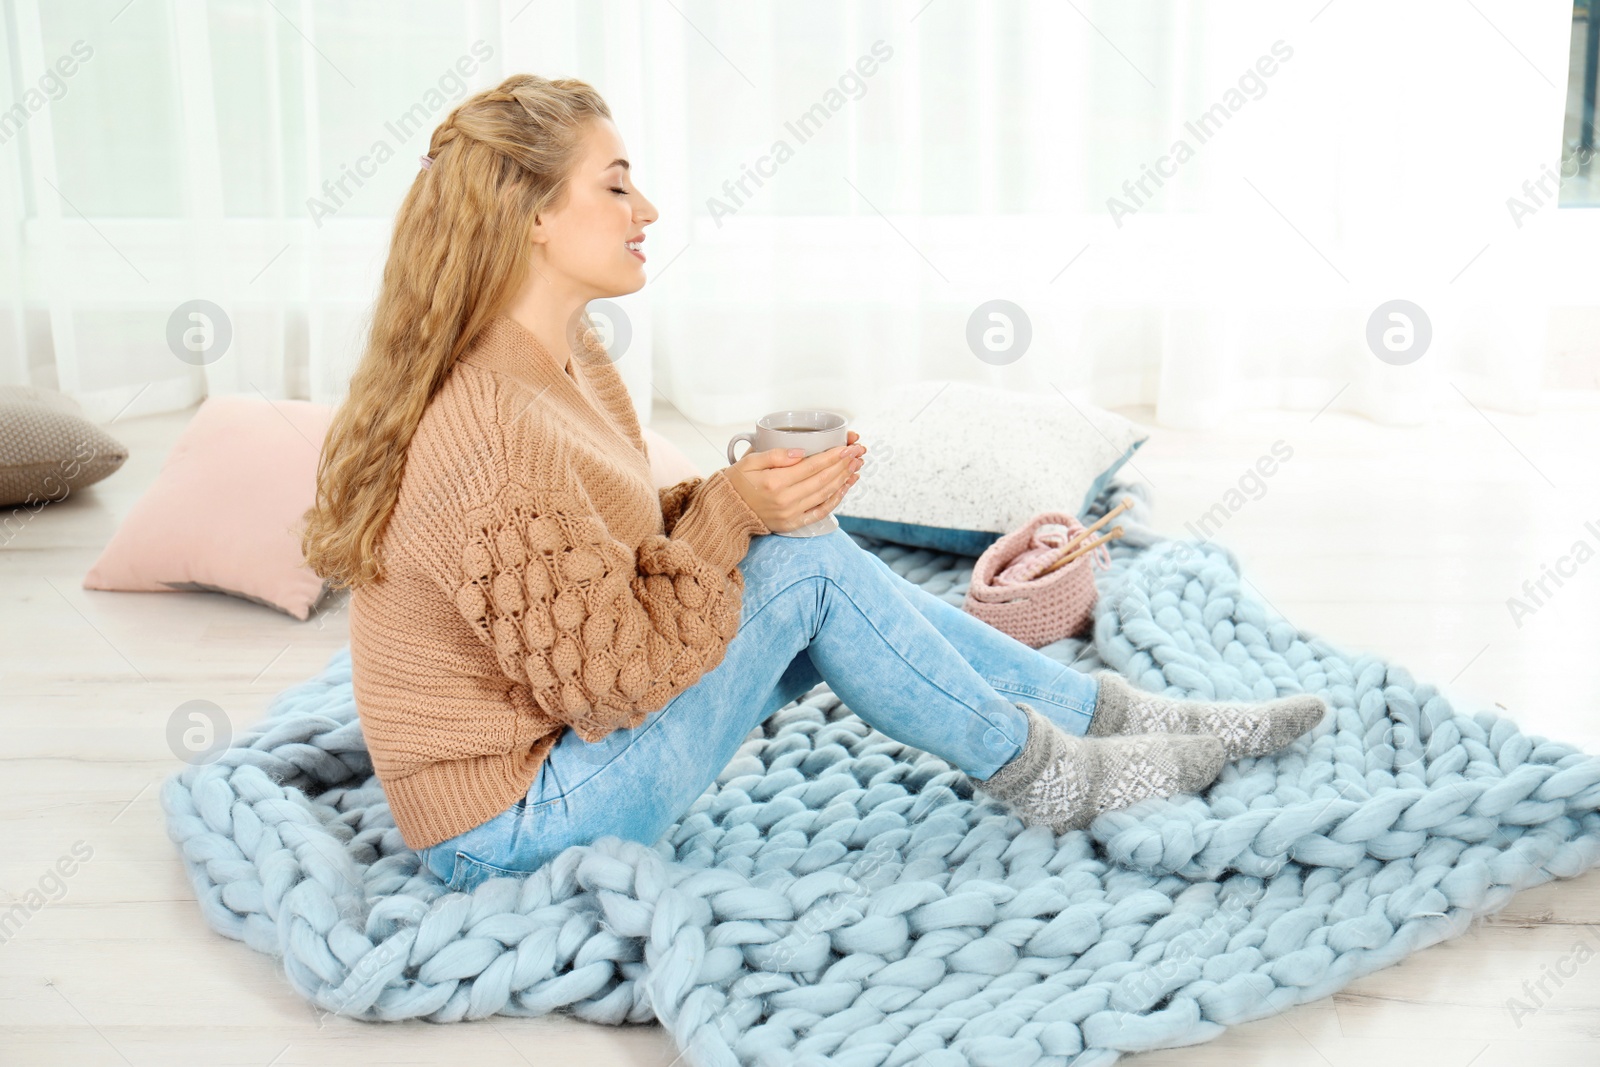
[
  {"xmin": 640, "ymin": 424, "xmax": 703, "ymax": 486},
  {"xmin": 83, "ymin": 395, "xmax": 333, "ymax": 620}
]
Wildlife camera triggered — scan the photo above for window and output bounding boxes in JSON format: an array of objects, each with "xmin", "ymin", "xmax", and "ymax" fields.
[{"xmin": 1561, "ymin": 0, "xmax": 1600, "ymax": 205}]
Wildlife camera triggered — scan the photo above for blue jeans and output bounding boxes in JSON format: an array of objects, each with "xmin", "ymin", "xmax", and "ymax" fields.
[{"xmin": 418, "ymin": 527, "xmax": 1100, "ymax": 892}]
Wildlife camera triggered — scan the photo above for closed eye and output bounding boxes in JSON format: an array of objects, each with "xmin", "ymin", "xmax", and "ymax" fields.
[{"xmin": 610, "ymin": 187, "xmax": 627, "ymax": 195}]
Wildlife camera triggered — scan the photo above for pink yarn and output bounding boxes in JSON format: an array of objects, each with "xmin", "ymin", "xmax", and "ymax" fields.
[
  {"xmin": 962, "ymin": 511, "xmax": 1110, "ymax": 648},
  {"xmin": 993, "ymin": 522, "xmax": 1089, "ymax": 585}
]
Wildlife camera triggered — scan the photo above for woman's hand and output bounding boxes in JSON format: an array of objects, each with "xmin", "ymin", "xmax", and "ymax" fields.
[{"xmin": 727, "ymin": 430, "xmax": 865, "ymax": 534}]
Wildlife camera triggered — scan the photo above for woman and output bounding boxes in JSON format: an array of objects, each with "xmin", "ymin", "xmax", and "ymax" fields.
[{"xmin": 301, "ymin": 74, "xmax": 1326, "ymax": 894}]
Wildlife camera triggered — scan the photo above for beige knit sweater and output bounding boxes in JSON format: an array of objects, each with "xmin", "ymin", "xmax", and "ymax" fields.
[{"xmin": 349, "ymin": 313, "xmax": 771, "ymax": 850}]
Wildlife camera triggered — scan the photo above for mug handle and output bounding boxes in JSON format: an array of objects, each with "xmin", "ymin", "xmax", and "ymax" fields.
[{"xmin": 727, "ymin": 431, "xmax": 758, "ymax": 465}]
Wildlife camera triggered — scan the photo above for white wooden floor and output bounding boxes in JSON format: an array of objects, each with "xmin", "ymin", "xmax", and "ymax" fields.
[{"xmin": 3, "ymin": 395, "xmax": 1598, "ymax": 1066}]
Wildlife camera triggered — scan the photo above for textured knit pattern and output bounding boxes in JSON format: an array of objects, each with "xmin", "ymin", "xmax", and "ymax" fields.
[
  {"xmin": 162, "ymin": 485, "xmax": 1600, "ymax": 1065},
  {"xmin": 980, "ymin": 703, "xmax": 1225, "ymax": 832},
  {"xmin": 964, "ymin": 510, "xmax": 1111, "ymax": 648},
  {"xmin": 1089, "ymin": 669, "xmax": 1327, "ymax": 761},
  {"xmin": 348, "ymin": 314, "xmax": 769, "ymax": 850}
]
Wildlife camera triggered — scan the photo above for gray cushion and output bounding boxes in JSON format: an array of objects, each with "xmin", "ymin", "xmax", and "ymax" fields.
[{"xmin": 0, "ymin": 385, "xmax": 129, "ymax": 508}]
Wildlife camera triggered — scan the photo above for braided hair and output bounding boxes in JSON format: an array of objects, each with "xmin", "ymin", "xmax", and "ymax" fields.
[{"xmin": 302, "ymin": 74, "xmax": 613, "ymax": 590}]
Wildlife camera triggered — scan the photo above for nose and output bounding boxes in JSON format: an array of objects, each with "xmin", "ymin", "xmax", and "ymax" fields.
[{"xmin": 635, "ymin": 193, "xmax": 659, "ymax": 228}]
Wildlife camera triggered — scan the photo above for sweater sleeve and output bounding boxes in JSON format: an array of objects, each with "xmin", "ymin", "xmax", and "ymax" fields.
[
  {"xmin": 449, "ymin": 466, "xmax": 770, "ymax": 741},
  {"xmin": 659, "ymin": 468, "xmax": 771, "ymax": 544},
  {"xmin": 658, "ymin": 477, "xmax": 701, "ymax": 536}
]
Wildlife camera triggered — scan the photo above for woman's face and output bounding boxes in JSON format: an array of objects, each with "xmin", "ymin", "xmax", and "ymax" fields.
[{"xmin": 530, "ymin": 117, "xmax": 657, "ymax": 300}]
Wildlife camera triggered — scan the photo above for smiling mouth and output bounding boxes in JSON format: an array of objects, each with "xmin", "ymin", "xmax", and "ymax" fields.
[{"xmin": 625, "ymin": 239, "xmax": 645, "ymax": 263}]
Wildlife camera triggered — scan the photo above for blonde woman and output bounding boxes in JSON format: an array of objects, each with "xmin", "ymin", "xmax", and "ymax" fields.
[{"xmin": 301, "ymin": 74, "xmax": 1325, "ymax": 894}]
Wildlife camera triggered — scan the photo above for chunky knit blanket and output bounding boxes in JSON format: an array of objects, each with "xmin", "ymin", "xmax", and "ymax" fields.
[{"xmin": 161, "ymin": 484, "xmax": 1600, "ymax": 1066}]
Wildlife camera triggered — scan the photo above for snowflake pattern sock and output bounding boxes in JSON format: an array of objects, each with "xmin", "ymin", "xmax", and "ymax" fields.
[
  {"xmin": 1088, "ymin": 671, "xmax": 1327, "ymax": 761},
  {"xmin": 975, "ymin": 702, "xmax": 1226, "ymax": 833}
]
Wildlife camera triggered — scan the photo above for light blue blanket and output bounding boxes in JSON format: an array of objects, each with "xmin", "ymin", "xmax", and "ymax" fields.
[{"xmin": 161, "ymin": 484, "xmax": 1600, "ymax": 1066}]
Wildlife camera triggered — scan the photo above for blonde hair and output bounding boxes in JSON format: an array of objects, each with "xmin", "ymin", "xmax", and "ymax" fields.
[{"xmin": 300, "ymin": 74, "xmax": 612, "ymax": 590}]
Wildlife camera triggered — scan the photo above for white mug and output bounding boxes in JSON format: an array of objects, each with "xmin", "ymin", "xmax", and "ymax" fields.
[{"xmin": 727, "ymin": 409, "xmax": 850, "ymax": 537}]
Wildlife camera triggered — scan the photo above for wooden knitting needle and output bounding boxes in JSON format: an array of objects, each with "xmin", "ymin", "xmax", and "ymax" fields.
[
  {"xmin": 1040, "ymin": 526, "xmax": 1124, "ymax": 574},
  {"xmin": 1031, "ymin": 497, "xmax": 1133, "ymax": 575},
  {"xmin": 1034, "ymin": 526, "xmax": 1124, "ymax": 577},
  {"xmin": 1064, "ymin": 497, "xmax": 1133, "ymax": 550}
]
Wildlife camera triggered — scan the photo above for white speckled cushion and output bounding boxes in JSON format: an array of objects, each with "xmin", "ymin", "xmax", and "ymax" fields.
[
  {"xmin": 836, "ymin": 379, "xmax": 1148, "ymax": 554},
  {"xmin": 0, "ymin": 385, "xmax": 129, "ymax": 508}
]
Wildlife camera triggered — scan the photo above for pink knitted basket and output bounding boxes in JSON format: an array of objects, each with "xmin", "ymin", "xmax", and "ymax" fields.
[{"xmin": 962, "ymin": 510, "xmax": 1112, "ymax": 649}]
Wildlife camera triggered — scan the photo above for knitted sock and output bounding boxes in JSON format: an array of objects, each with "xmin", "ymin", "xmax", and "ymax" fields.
[
  {"xmin": 1088, "ymin": 671, "xmax": 1327, "ymax": 761},
  {"xmin": 976, "ymin": 703, "xmax": 1225, "ymax": 833}
]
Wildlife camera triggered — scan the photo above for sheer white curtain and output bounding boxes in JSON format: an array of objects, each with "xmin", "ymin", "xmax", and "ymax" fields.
[
  {"xmin": 0, "ymin": 0, "xmax": 660, "ymax": 423},
  {"xmin": 2, "ymin": 0, "xmax": 1591, "ymax": 430}
]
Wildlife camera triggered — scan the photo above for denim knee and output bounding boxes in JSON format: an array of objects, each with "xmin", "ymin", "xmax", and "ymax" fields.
[{"xmin": 741, "ymin": 528, "xmax": 861, "ymax": 586}]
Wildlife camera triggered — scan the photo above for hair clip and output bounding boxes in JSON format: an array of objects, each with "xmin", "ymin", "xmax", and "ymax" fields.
[{"xmin": 419, "ymin": 154, "xmax": 433, "ymax": 171}]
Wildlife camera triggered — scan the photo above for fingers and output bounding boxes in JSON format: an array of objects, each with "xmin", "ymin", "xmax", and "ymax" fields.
[
  {"xmin": 801, "ymin": 442, "xmax": 864, "ymax": 476},
  {"xmin": 819, "ymin": 467, "xmax": 861, "ymax": 516},
  {"xmin": 786, "ymin": 455, "xmax": 863, "ymax": 528},
  {"xmin": 745, "ymin": 446, "xmax": 809, "ymax": 470},
  {"xmin": 791, "ymin": 445, "xmax": 860, "ymax": 497},
  {"xmin": 752, "ymin": 441, "xmax": 866, "ymax": 528},
  {"xmin": 779, "ymin": 439, "xmax": 867, "ymax": 473},
  {"xmin": 790, "ymin": 449, "xmax": 863, "ymax": 518}
]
